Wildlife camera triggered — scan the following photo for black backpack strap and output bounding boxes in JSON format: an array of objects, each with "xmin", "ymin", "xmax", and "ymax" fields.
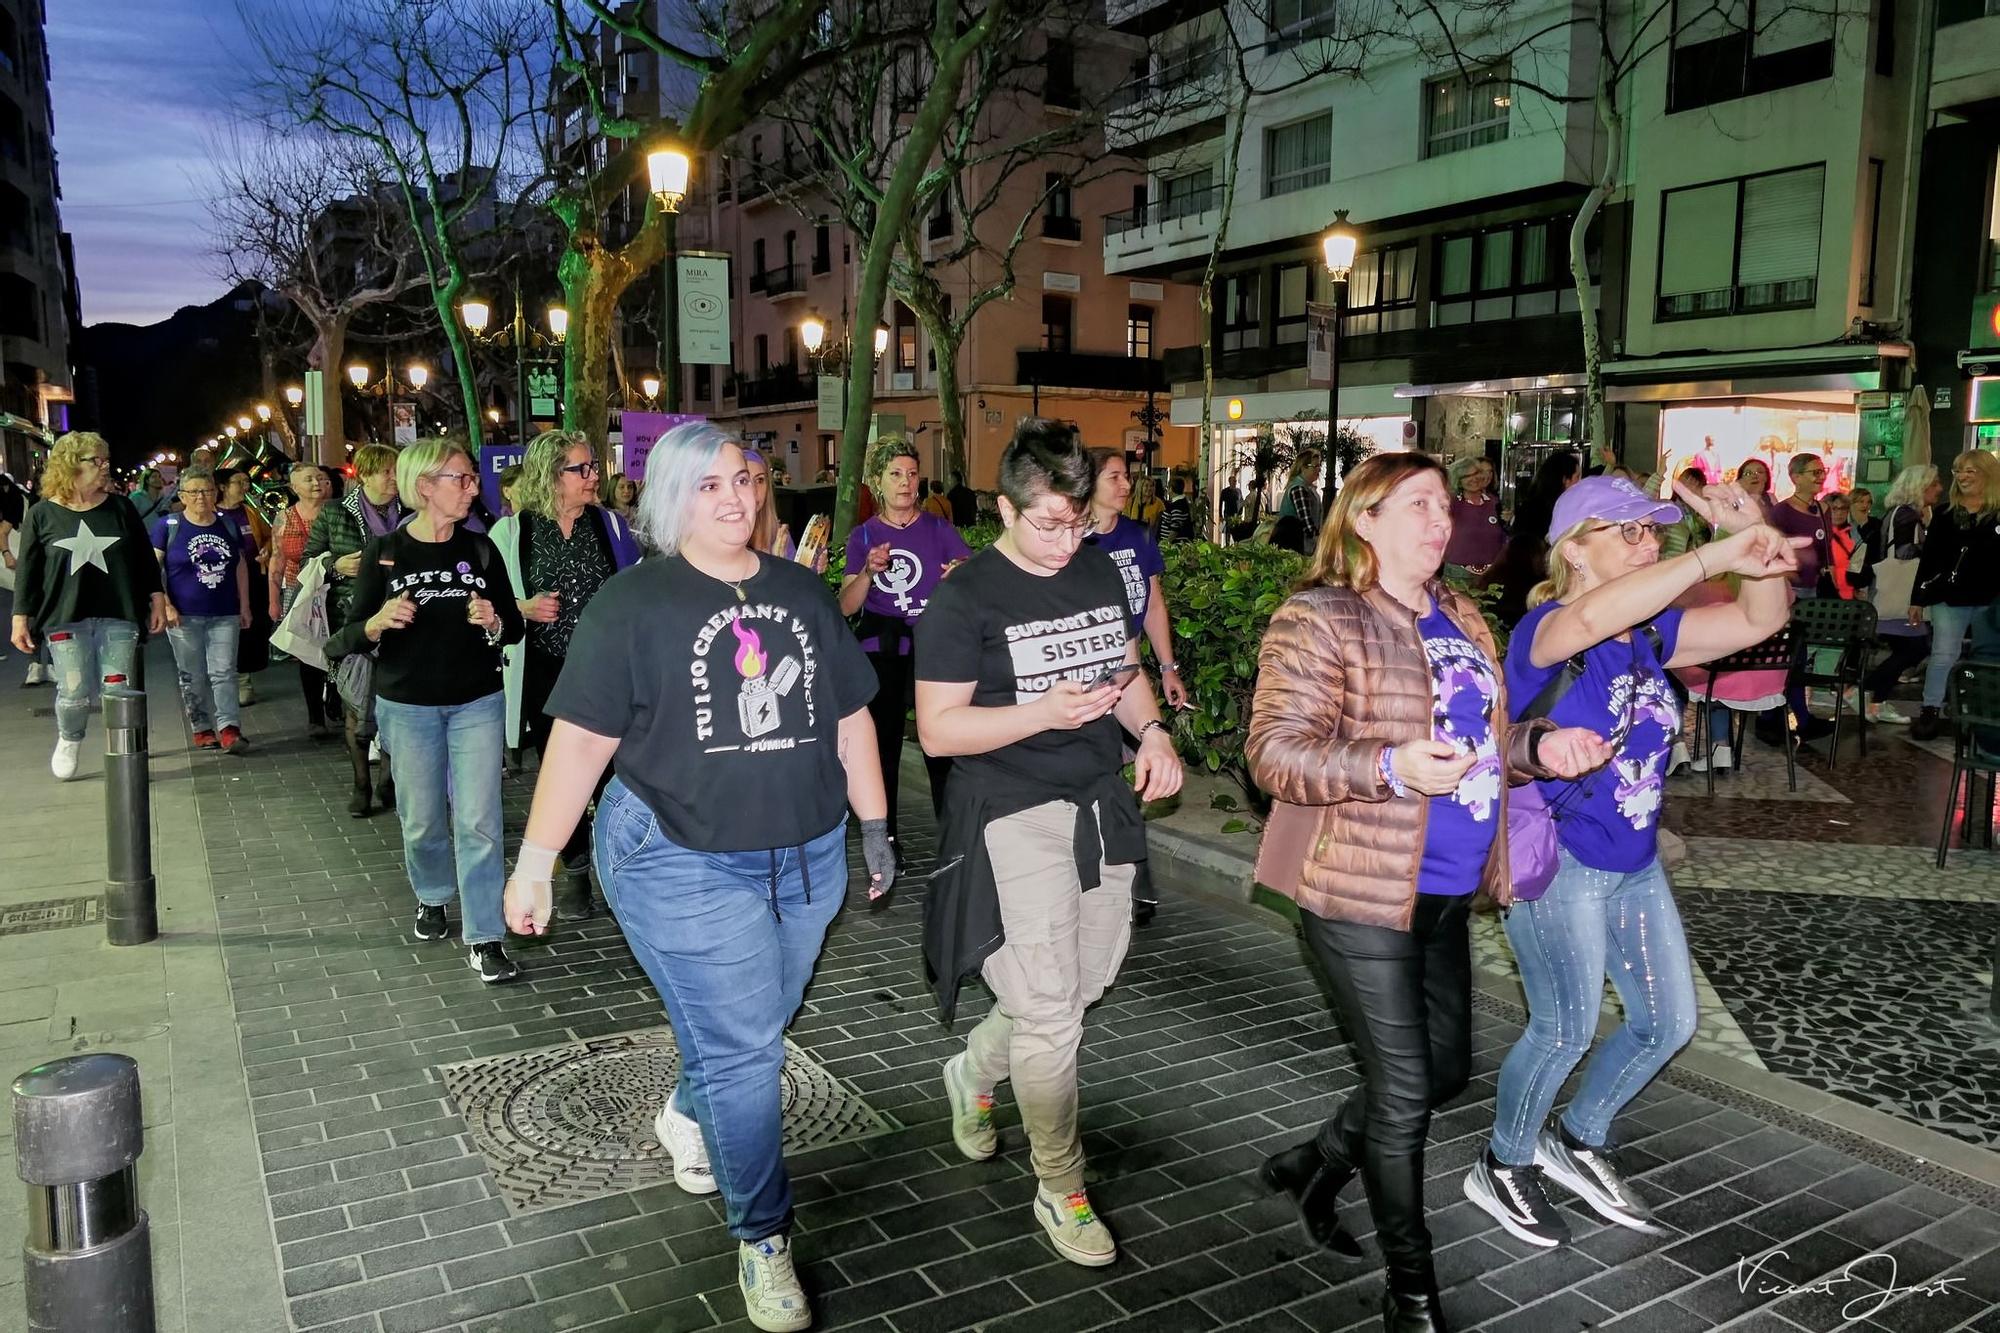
[{"xmin": 1519, "ymin": 653, "xmax": 1586, "ymax": 723}]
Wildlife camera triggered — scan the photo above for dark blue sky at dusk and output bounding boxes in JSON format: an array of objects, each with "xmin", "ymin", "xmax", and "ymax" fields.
[{"xmin": 49, "ymin": 0, "xmax": 255, "ymax": 328}]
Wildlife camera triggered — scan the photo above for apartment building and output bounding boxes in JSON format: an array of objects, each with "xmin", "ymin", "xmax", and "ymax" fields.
[
  {"xmin": 1107, "ymin": 0, "xmax": 1942, "ymax": 506},
  {"xmin": 0, "ymin": 0, "xmax": 75, "ymax": 478}
]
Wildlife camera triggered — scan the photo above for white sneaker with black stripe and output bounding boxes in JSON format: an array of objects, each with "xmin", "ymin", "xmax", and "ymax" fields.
[
  {"xmin": 654, "ymin": 1095, "xmax": 719, "ymax": 1195},
  {"xmin": 1463, "ymin": 1149, "xmax": 1571, "ymax": 1247},
  {"xmin": 1536, "ymin": 1122, "xmax": 1660, "ymax": 1232}
]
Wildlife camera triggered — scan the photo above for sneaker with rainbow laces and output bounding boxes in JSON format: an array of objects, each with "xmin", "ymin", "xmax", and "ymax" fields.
[
  {"xmin": 941, "ymin": 1052, "xmax": 997, "ymax": 1161},
  {"xmin": 1034, "ymin": 1184, "xmax": 1116, "ymax": 1266}
]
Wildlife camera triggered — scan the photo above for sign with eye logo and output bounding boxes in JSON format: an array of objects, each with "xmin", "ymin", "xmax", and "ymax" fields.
[{"xmin": 677, "ymin": 253, "xmax": 731, "ymax": 365}]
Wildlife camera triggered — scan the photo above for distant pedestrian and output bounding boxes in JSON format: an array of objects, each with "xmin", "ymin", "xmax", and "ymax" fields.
[
  {"xmin": 325, "ymin": 439, "xmax": 524, "ymax": 982},
  {"xmin": 1154, "ymin": 473, "xmax": 1194, "ymax": 544},
  {"xmin": 947, "ymin": 472, "xmax": 978, "ymax": 527},
  {"xmin": 1909, "ymin": 451, "xmax": 2000, "ymax": 739},
  {"xmin": 1860, "ymin": 466, "xmax": 1938, "ymax": 726},
  {"xmin": 923, "ymin": 478, "xmax": 954, "ymax": 521},
  {"xmin": 270, "ymin": 463, "xmax": 337, "ymax": 740},
  {"xmin": 1442, "ymin": 455, "xmax": 1507, "ymax": 580},
  {"xmin": 9, "ymin": 432, "xmax": 166, "ymax": 780},
  {"xmin": 504, "ymin": 422, "xmax": 892, "ymax": 1333},
  {"xmin": 151, "ymin": 467, "xmax": 256, "ymax": 754}
]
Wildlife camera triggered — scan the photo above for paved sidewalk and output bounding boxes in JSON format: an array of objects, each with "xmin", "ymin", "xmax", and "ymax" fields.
[
  {"xmin": 165, "ymin": 678, "xmax": 2000, "ymax": 1331},
  {"xmin": 0, "ymin": 630, "xmax": 287, "ymax": 1332}
]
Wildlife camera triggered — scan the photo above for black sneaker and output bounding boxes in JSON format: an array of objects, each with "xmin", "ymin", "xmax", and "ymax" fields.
[
  {"xmin": 1536, "ymin": 1122, "xmax": 1658, "ymax": 1232},
  {"xmin": 1464, "ymin": 1149, "xmax": 1571, "ymax": 1248},
  {"xmin": 413, "ymin": 904, "xmax": 448, "ymax": 941},
  {"xmin": 470, "ymin": 942, "xmax": 520, "ymax": 984},
  {"xmin": 1911, "ymin": 707, "xmax": 1942, "ymax": 741}
]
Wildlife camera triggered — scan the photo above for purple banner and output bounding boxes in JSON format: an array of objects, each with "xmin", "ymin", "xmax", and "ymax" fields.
[{"xmin": 622, "ymin": 412, "xmax": 705, "ymax": 481}]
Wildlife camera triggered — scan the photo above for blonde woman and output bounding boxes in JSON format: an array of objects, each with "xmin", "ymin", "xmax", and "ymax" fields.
[
  {"xmin": 1862, "ymin": 465, "xmax": 1942, "ymax": 724},
  {"xmin": 10, "ymin": 432, "xmax": 166, "ymax": 779},
  {"xmin": 1909, "ymin": 450, "xmax": 2000, "ymax": 738}
]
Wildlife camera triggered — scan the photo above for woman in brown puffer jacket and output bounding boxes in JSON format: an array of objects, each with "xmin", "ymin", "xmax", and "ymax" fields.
[{"xmin": 1245, "ymin": 452, "xmax": 1609, "ymax": 1333}]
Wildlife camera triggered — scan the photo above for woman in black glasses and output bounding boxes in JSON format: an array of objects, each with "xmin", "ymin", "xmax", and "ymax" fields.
[{"xmin": 493, "ymin": 431, "xmax": 642, "ymax": 918}]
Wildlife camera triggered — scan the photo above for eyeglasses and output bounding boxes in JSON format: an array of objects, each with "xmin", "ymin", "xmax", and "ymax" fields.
[
  {"xmin": 1020, "ymin": 512, "xmax": 1093, "ymax": 540},
  {"xmin": 560, "ymin": 461, "xmax": 602, "ymax": 478},
  {"xmin": 1588, "ymin": 520, "xmax": 1661, "ymax": 545},
  {"xmin": 78, "ymin": 456, "xmax": 109, "ymax": 467},
  {"xmin": 428, "ymin": 471, "xmax": 480, "ymax": 490}
]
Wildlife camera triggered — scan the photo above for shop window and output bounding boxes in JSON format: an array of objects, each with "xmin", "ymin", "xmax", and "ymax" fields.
[
  {"xmin": 1041, "ymin": 294, "xmax": 1074, "ymax": 353},
  {"xmin": 1668, "ymin": 0, "xmax": 1833, "ymax": 114},
  {"xmin": 1220, "ymin": 271, "xmax": 1261, "ymax": 352},
  {"xmin": 1423, "ymin": 61, "xmax": 1510, "ymax": 158},
  {"xmin": 1341, "ymin": 242, "xmax": 1419, "ymax": 335},
  {"xmin": 1127, "ymin": 305, "xmax": 1154, "ymax": 358},
  {"xmin": 1435, "ymin": 217, "xmax": 1571, "ymax": 325},
  {"xmin": 1656, "ymin": 164, "xmax": 1824, "ymax": 321},
  {"xmin": 1264, "ymin": 114, "xmax": 1331, "ymax": 198}
]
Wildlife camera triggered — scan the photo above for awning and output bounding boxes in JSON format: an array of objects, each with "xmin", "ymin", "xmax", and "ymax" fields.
[
  {"xmin": 1168, "ymin": 382, "xmax": 1408, "ymax": 427},
  {"xmin": 1600, "ymin": 343, "xmax": 1910, "ymax": 402},
  {"xmin": 0, "ymin": 413, "xmax": 51, "ymax": 441},
  {"xmin": 1395, "ymin": 372, "xmax": 1587, "ymax": 399}
]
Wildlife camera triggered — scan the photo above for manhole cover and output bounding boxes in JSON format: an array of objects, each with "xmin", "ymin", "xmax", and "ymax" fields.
[
  {"xmin": 0, "ymin": 896, "xmax": 102, "ymax": 937},
  {"xmin": 440, "ymin": 1028, "xmax": 894, "ymax": 1214}
]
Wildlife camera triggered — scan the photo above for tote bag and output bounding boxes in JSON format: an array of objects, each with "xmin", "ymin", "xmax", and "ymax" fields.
[
  {"xmin": 270, "ymin": 554, "xmax": 333, "ymax": 671},
  {"xmin": 1871, "ymin": 505, "xmax": 1922, "ymax": 621}
]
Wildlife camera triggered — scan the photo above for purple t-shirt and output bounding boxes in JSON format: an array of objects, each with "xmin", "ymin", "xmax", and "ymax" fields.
[
  {"xmin": 1443, "ymin": 496, "xmax": 1508, "ymax": 569},
  {"xmin": 150, "ymin": 513, "xmax": 253, "ymax": 618},
  {"xmin": 1084, "ymin": 515, "xmax": 1165, "ymax": 634},
  {"xmin": 843, "ymin": 511, "xmax": 972, "ymax": 654},
  {"xmin": 1768, "ymin": 500, "xmax": 1826, "ymax": 592},
  {"xmin": 1417, "ymin": 601, "xmax": 1503, "ymax": 895},
  {"xmin": 1506, "ymin": 603, "xmax": 1685, "ymax": 872}
]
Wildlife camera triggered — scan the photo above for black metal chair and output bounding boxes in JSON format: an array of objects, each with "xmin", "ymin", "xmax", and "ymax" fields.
[
  {"xmin": 1789, "ymin": 597, "xmax": 1877, "ymax": 768},
  {"xmin": 1682, "ymin": 627, "xmax": 1798, "ymax": 796},
  {"xmin": 1934, "ymin": 659, "xmax": 2000, "ymax": 869}
]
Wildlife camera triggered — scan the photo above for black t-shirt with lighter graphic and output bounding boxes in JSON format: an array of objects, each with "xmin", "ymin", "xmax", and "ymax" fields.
[
  {"xmin": 327, "ymin": 526, "xmax": 524, "ymax": 707},
  {"xmin": 547, "ymin": 553, "xmax": 877, "ymax": 853},
  {"xmin": 916, "ymin": 543, "xmax": 1131, "ymax": 787}
]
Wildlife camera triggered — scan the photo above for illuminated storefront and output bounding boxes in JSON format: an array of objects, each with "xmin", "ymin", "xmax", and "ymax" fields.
[{"xmin": 1657, "ymin": 401, "xmax": 1860, "ymax": 499}]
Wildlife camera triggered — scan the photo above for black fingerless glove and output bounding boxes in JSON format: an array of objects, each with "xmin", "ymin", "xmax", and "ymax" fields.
[{"xmin": 861, "ymin": 818, "xmax": 895, "ymax": 900}]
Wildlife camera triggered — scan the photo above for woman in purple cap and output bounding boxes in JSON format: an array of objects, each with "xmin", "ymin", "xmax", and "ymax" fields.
[
  {"xmin": 840, "ymin": 436, "xmax": 971, "ymax": 855},
  {"xmin": 1465, "ymin": 474, "xmax": 1805, "ymax": 1250}
]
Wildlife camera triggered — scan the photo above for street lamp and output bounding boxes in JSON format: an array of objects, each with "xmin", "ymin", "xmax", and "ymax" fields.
[
  {"xmin": 236, "ymin": 415, "xmax": 253, "ymax": 432},
  {"xmin": 407, "ymin": 364, "xmax": 429, "ymax": 392},
  {"xmin": 639, "ymin": 374, "xmax": 662, "ymax": 403},
  {"xmin": 459, "ymin": 300, "xmax": 491, "ymax": 336},
  {"xmin": 460, "ymin": 279, "xmax": 561, "ymax": 443},
  {"xmin": 284, "ymin": 385, "xmax": 303, "ymax": 408},
  {"xmin": 800, "ymin": 310, "xmax": 889, "ymax": 455},
  {"xmin": 348, "ymin": 363, "xmax": 370, "ymax": 389},
  {"xmin": 1321, "ymin": 209, "xmax": 1359, "ymax": 486},
  {"xmin": 547, "ymin": 306, "xmax": 569, "ymax": 343},
  {"xmin": 647, "ymin": 142, "xmax": 691, "ymax": 413}
]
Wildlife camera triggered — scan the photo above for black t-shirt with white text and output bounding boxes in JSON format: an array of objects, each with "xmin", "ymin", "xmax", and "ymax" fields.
[
  {"xmin": 330, "ymin": 526, "xmax": 523, "ymax": 707},
  {"xmin": 916, "ymin": 543, "xmax": 1131, "ymax": 787},
  {"xmin": 547, "ymin": 553, "xmax": 877, "ymax": 853}
]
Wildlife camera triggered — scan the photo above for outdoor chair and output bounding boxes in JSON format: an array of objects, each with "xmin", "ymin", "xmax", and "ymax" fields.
[
  {"xmin": 1677, "ymin": 627, "xmax": 1797, "ymax": 796},
  {"xmin": 1789, "ymin": 596, "xmax": 1877, "ymax": 768},
  {"xmin": 1934, "ymin": 659, "xmax": 2000, "ymax": 869}
]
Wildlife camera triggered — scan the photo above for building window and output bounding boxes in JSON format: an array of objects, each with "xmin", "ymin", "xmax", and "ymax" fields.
[
  {"xmin": 754, "ymin": 333, "xmax": 770, "ymax": 375},
  {"xmin": 1423, "ymin": 61, "xmax": 1511, "ymax": 158},
  {"xmin": 1668, "ymin": 0, "xmax": 1834, "ymax": 114},
  {"xmin": 1656, "ymin": 164, "xmax": 1825, "ymax": 320},
  {"xmin": 813, "ymin": 223, "xmax": 831, "ymax": 274},
  {"xmin": 782, "ymin": 327, "xmax": 798, "ymax": 372},
  {"xmin": 1044, "ymin": 172, "xmax": 1073, "ymax": 218},
  {"xmin": 1269, "ymin": 0, "xmax": 1337, "ymax": 42},
  {"xmin": 1044, "ymin": 40, "xmax": 1078, "ymax": 107},
  {"xmin": 694, "ymin": 364, "xmax": 713, "ymax": 401},
  {"xmin": 1264, "ymin": 114, "xmax": 1331, "ymax": 198},
  {"xmin": 894, "ymin": 302, "xmax": 919, "ymax": 372},
  {"xmin": 1862, "ymin": 158, "xmax": 1885, "ymax": 308},
  {"xmin": 1340, "ymin": 243, "xmax": 1419, "ymax": 335},
  {"xmin": 1220, "ymin": 272, "xmax": 1261, "ymax": 352},
  {"xmin": 1435, "ymin": 217, "xmax": 1572, "ymax": 325},
  {"xmin": 1274, "ymin": 263, "xmax": 1311, "ymax": 346},
  {"xmin": 1041, "ymin": 294, "xmax": 1074, "ymax": 353},
  {"xmin": 1127, "ymin": 305, "xmax": 1155, "ymax": 358},
  {"xmin": 751, "ymin": 238, "xmax": 766, "ymax": 290},
  {"xmin": 1161, "ymin": 168, "xmax": 1215, "ymax": 220}
]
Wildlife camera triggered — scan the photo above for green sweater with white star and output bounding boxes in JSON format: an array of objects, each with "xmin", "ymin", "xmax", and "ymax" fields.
[{"xmin": 13, "ymin": 494, "xmax": 163, "ymax": 638}]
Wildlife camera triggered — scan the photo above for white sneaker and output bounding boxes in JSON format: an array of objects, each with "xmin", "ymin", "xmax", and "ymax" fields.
[
  {"xmin": 1690, "ymin": 743, "xmax": 1734, "ymax": 774},
  {"xmin": 942, "ymin": 1052, "xmax": 998, "ymax": 1161},
  {"xmin": 237, "ymin": 674, "xmax": 255, "ymax": 705},
  {"xmin": 1034, "ymin": 1185, "xmax": 1117, "ymax": 1266},
  {"xmin": 737, "ymin": 1234, "xmax": 811, "ymax": 1332},
  {"xmin": 1872, "ymin": 703, "xmax": 1912, "ymax": 725},
  {"xmin": 653, "ymin": 1096, "xmax": 718, "ymax": 1195},
  {"xmin": 50, "ymin": 738, "xmax": 80, "ymax": 781},
  {"xmin": 1667, "ymin": 740, "xmax": 1691, "ymax": 776},
  {"xmin": 23, "ymin": 661, "xmax": 50, "ymax": 686}
]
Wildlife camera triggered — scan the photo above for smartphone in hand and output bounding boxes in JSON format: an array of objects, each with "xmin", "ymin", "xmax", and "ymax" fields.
[{"xmin": 1086, "ymin": 662, "xmax": 1143, "ymax": 691}]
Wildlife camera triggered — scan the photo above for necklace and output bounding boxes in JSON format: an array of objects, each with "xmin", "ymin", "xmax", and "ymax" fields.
[
  {"xmin": 877, "ymin": 508, "xmax": 920, "ymax": 530},
  {"xmin": 695, "ymin": 551, "xmax": 759, "ymax": 601}
]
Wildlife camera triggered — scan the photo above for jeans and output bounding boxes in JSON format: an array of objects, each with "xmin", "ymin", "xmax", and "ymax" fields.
[
  {"xmin": 962, "ymin": 801, "xmax": 1135, "ymax": 1192},
  {"xmin": 1490, "ymin": 851, "xmax": 1698, "ymax": 1165},
  {"xmin": 1300, "ymin": 893, "xmax": 1471, "ymax": 1288},
  {"xmin": 1864, "ymin": 631, "xmax": 1929, "ymax": 703},
  {"xmin": 166, "ymin": 616, "xmax": 240, "ymax": 733},
  {"xmin": 595, "ymin": 778, "xmax": 847, "ymax": 1241},
  {"xmin": 47, "ymin": 618, "xmax": 141, "ymax": 742},
  {"xmin": 1923, "ymin": 603, "xmax": 1982, "ymax": 708},
  {"xmin": 374, "ymin": 692, "xmax": 506, "ymax": 944}
]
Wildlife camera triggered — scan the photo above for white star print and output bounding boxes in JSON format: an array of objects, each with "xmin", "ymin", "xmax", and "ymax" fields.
[{"xmin": 54, "ymin": 518, "xmax": 121, "ymax": 577}]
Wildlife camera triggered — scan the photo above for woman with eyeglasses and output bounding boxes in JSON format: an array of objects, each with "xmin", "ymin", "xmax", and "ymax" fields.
[
  {"xmin": 1464, "ymin": 476, "xmax": 1801, "ymax": 1252},
  {"xmin": 324, "ymin": 439, "xmax": 525, "ymax": 982},
  {"xmin": 151, "ymin": 466, "xmax": 257, "ymax": 754},
  {"xmin": 493, "ymin": 431, "xmax": 640, "ymax": 919},
  {"xmin": 12, "ymin": 432, "xmax": 168, "ymax": 779}
]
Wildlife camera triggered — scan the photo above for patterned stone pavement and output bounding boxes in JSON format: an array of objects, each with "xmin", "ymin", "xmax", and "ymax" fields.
[{"xmin": 172, "ymin": 675, "xmax": 2000, "ymax": 1332}]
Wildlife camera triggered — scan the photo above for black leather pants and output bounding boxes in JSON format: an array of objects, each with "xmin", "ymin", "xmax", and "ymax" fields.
[{"xmin": 1300, "ymin": 893, "xmax": 1473, "ymax": 1288}]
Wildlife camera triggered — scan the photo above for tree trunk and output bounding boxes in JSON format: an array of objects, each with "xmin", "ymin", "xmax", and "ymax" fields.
[
  {"xmin": 309, "ymin": 314, "xmax": 350, "ymax": 466},
  {"xmin": 1570, "ymin": 84, "xmax": 1622, "ymax": 462},
  {"xmin": 428, "ymin": 265, "xmax": 484, "ymax": 451},
  {"xmin": 908, "ymin": 297, "xmax": 970, "ymax": 484},
  {"xmin": 560, "ymin": 249, "xmax": 623, "ymax": 456}
]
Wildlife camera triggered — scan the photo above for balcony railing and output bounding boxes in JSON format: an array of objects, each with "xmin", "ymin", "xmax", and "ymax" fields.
[
  {"xmin": 736, "ymin": 370, "xmax": 812, "ymax": 408},
  {"xmin": 1655, "ymin": 276, "xmax": 1818, "ymax": 322},
  {"xmin": 753, "ymin": 263, "xmax": 807, "ymax": 298},
  {"xmin": 1041, "ymin": 213, "xmax": 1083, "ymax": 242},
  {"xmin": 1111, "ymin": 49, "xmax": 1224, "ymax": 110},
  {"xmin": 1018, "ymin": 349, "xmax": 1168, "ymax": 393},
  {"xmin": 1104, "ymin": 185, "xmax": 1224, "ymax": 238}
]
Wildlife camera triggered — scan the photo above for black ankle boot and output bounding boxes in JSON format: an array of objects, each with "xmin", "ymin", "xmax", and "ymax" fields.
[
  {"xmin": 554, "ymin": 866, "xmax": 594, "ymax": 920},
  {"xmin": 1381, "ymin": 1281, "xmax": 1448, "ymax": 1332},
  {"xmin": 1259, "ymin": 1140, "xmax": 1361, "ymax": 1256},
  {"xmin": 348, "ymin": 784, "xmax": 373, "ymax": 818}
]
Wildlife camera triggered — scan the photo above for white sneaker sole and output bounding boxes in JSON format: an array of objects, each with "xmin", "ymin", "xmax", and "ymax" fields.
[
  {"xmin": 654, "ymin": 1106, "xmax": 719, "ymax": 1195},
  {"xmin": 942, "ymin": 1054, "xmax": 997, "ymax": 1162},
  {"xmin": 1462, "ymin": 1170, "xmax": 1565, "ymax": 1248},
  {"xmin": 1034, "ymin": 1199, "xmax": 1117, "ymax": 1267},
  {"xmin": 1535, "ymin": 1149, "xmax": 1662, "ymax": 1234},
  {"xmin": 740, "ymin": 1290, "xmax": 811, "ymax": 1333}
]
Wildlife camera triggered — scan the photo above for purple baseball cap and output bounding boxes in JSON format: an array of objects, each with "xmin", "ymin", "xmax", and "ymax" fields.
[{"xmin": 1550, "ymin": 475, "xmax": 1682, "ymax": 536}]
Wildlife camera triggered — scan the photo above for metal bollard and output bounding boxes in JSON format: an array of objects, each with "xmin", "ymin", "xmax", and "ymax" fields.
[
  {"xmin": 102, "ymin": 688, "xmax": 156, "ymax": 947},
  {"xmin": 13, "ymin": 1054, "xmax": 156, "ymax": 1332}
]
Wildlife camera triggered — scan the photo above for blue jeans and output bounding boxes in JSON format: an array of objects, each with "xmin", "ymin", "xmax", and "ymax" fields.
[
  {"xmin": 374, "ymin": 692, "xmax": 506, "ymax": 945},
  {"xmin": 166, "ymin": 616, "xmax": 240, "ymax": 733},
  {"xmin": 47, "ymin": 618, "xmax": 141, "ymax": 742},
  {"xmin": 1923, "ymin": 603, "xmax": 1982, "ymax": 709},
  {"xmin": 595, "ymin": 778, "xmax": 847, "ymax": 1242},
  {"xmin": 1490, "ymin": 850, "xmax": 1698, "ymax": 1165}
]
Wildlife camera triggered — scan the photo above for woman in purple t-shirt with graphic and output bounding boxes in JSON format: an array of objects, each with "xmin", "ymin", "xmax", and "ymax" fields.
[
  {"xmin": 1469, "ymin": 476, "xmax": 1803, "ymax": 1251},
  {"xmin": 840, "ymin": 437, "xmax": 971, "ymax": 852}
]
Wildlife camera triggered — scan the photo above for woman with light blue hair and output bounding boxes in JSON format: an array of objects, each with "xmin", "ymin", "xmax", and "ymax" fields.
[{"xmin": 502, "ymin": 422, "xmax": 894, "ymax": 1333}]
